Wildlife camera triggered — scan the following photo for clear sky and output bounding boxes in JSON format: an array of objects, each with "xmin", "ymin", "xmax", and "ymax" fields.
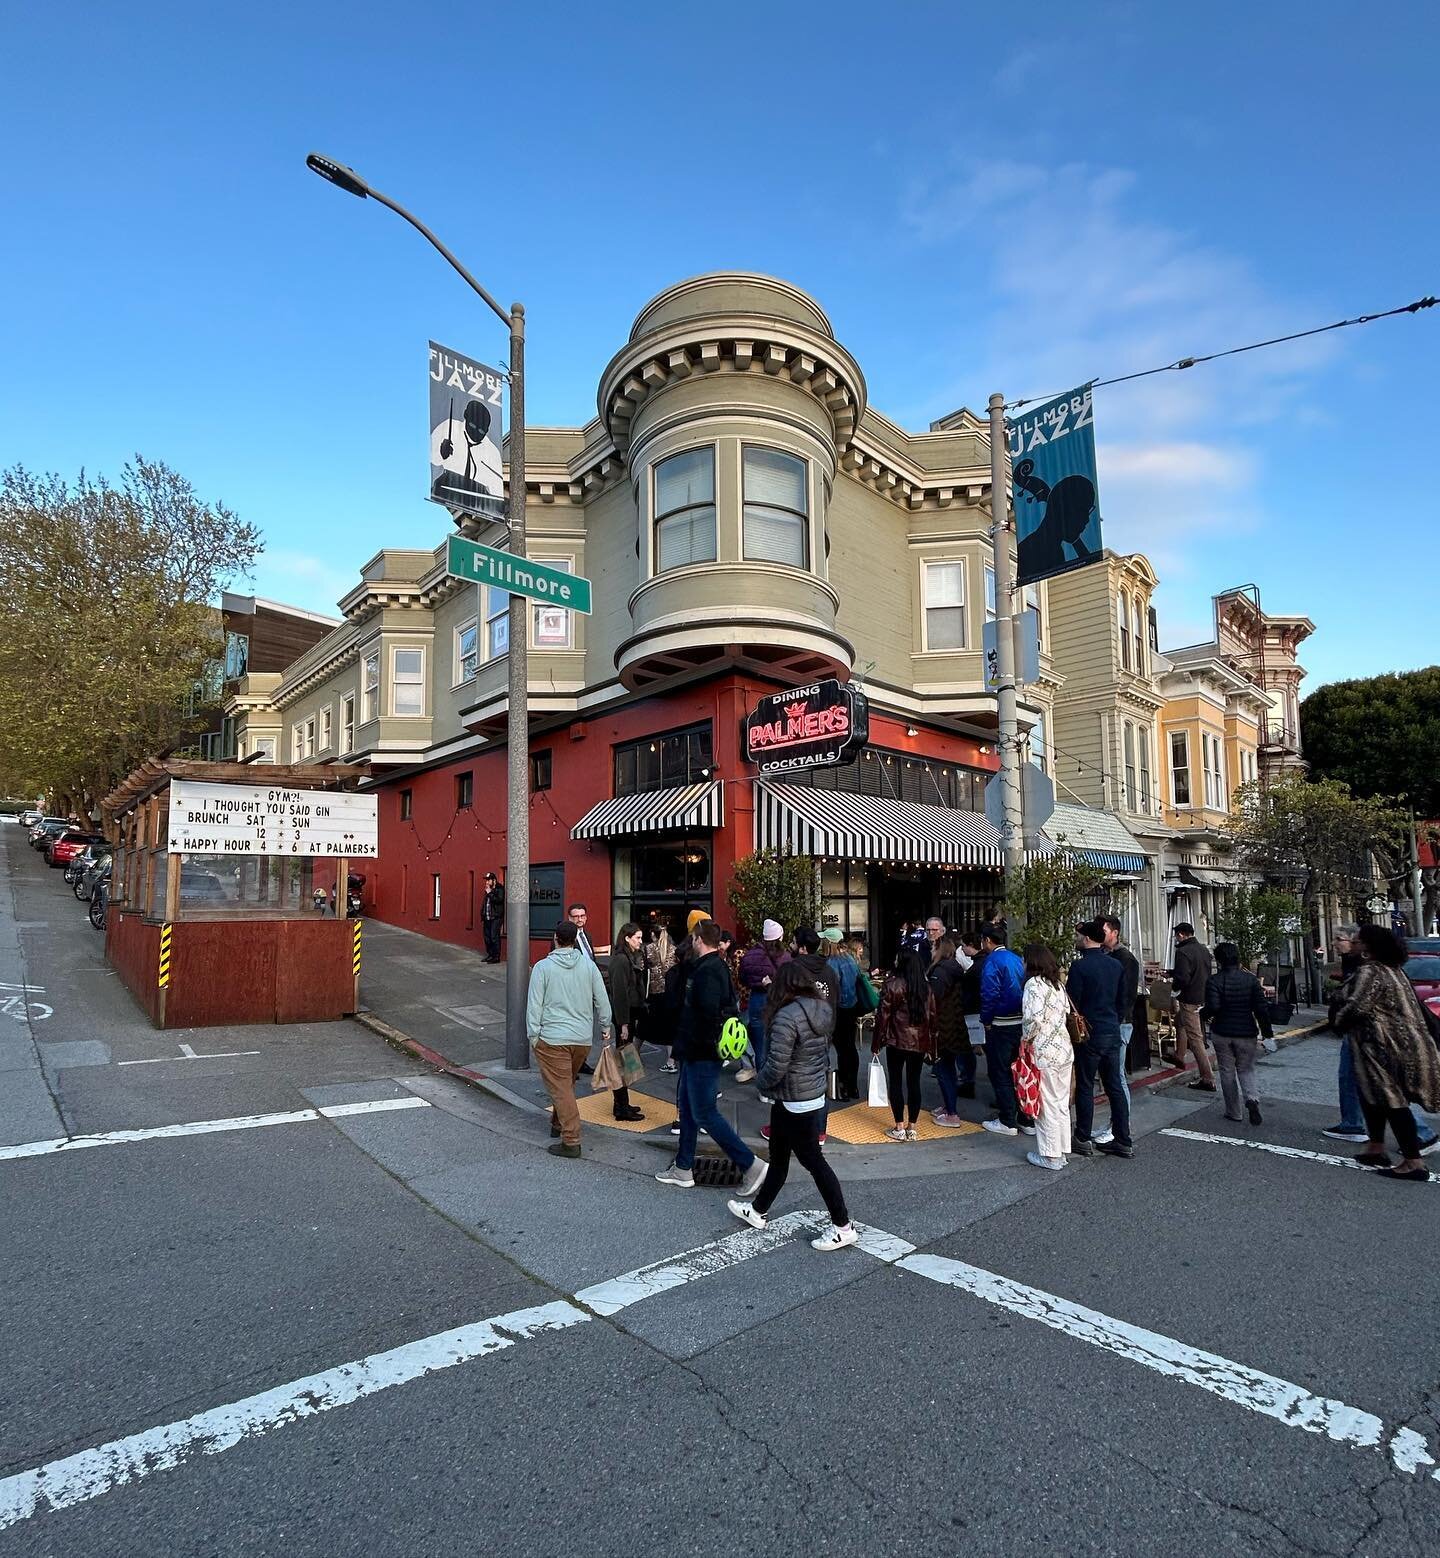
[{"xmin": 3, "ymin": 2, "xmax": 1435, "ymax": 689}]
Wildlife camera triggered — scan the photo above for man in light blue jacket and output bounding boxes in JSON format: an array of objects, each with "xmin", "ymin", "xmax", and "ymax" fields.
[{"xmin": 528, "ymin": 920, "xmax": 613, "ymax": 1158}]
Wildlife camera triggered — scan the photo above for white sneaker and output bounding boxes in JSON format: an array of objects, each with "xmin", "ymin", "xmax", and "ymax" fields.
[
  {"xmin": 727, "ymin": 1199, "xmax": 766, "ymax": 1229},
  {"xmin": 1420, "ymin": 1137, "xmax": 1440, "ymax": 1157},
  {"xmin": 1026, "ymin": 1150, "xmax": 1065, "ymax": 1172},
  {"xmin": 736, "ymin": 1067, "xmax": 756, "ymax": 1084},
  {"xmin": 1019, "ymin": 1123, "xmax": 1037, "ymax": 1136},
  {"xmin": 738, "ymin": 1157, "xmax": 768, "ymax": 1198},
  {"xmin": 811, "ymin": 1223, "xmax": 860, "ymax": 1252},
  {"xmin": 1094, "ymin": 1127, "xmax": 1115, "ymax": 1145},
  {"xmin": 655, "ymin": 1164, "xmax": 694, "ymax": 1187},
  {"xmin": 982, "ymin": 1118, "xmax": 1018, "ymax": 1136}
]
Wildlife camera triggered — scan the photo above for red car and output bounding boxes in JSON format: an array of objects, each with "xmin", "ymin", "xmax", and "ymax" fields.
[
  {"xmin": 1405, "ymin": 955, "xmax": 1440, "ymax": 1021},
  {"xmin": 47, "ymin": 830, "xmax": 105, "ymax": 868}
]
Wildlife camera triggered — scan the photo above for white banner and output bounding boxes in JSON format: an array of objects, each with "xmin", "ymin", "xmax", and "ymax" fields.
[{"xmin": 167, "ymin": 780, "xmax": 379, "ymax": 857}]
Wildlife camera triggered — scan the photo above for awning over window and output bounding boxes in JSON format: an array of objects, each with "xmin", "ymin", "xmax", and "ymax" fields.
[
  {"xmin": 754, "ymin": 781, "xmax": 1004, "ymax": 867},
  {"xmin": 1043, "ymin": 803, "xmax": 1149, "ymax": 875},
  {"xmin": 1178, "ymin": 865, "xmax": 1237, "ymax": 888},
  {"xmin": 571, "ymin": 780, "xmax": 723, "ymax": 841}
]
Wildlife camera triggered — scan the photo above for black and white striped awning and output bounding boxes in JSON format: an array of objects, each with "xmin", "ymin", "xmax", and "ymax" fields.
[
  {"xmin": 571, "ymin": 780, "xmax": 724, "ymax": 841},
  {"xmin": 754, "ymin": 781, "xmax": 1004, "ymax": 867}
]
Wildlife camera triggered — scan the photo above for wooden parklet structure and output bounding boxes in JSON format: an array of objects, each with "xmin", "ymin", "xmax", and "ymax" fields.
[{"xmin": 101, "ymin": 759, "xmax": 373, "ymax": 1028}]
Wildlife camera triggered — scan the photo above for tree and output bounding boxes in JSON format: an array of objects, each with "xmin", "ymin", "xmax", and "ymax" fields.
[
  {"xmin": 727, "ymin": 848, "xmax": 821, "ymax": 942},
  {"xmin": 1005, "ymin": 850, "xmax": 1111, "ymax": 965},
  {"xmin": 1215, "ymin": 886, "xmax": 1301, "ymax": 970},
  {"xmin": 0, "ymin": 458, "xmax": 262, "ymax": 816},
  {"xmin": 1301, "ymin": 668, "xmax": 1440, "ymax": 817}
]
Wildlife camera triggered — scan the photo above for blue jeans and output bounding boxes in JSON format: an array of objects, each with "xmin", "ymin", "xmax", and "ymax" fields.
[
  {"xmin": 1118, "ymin": 1022, "xmax": 1133, "ymax": 1107},
  {"xmin": 933, "ymin": 1042, "xmax": 978, "ymax": 1114},
  {"xmin": 1076, "ymin": 1031, "xmax": 1131, "ymax": 1149},
  {"xmin": 745, "ymin": 990, "xmax": 768, "ymax": 1072},
  {"xmin": 676, "ymin": 1060, "xmax": 756, "ymax": 1173},
  {"xmin": 985, "ymin": 1023, "xmax": 1022, "ymax": 1127},
  {"xmin": 1339, "ymin": 1038, "xmax": 1436, "ymax": 1142}
]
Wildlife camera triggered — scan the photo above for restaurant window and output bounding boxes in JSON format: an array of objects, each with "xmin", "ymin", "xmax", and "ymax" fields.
[
  {"xmin": 742, "ymin": 446, "xmax": 808, "ymax": 568},
  {"xmin": 531, "ymin": 750, "xmax": 553, "ymax": 791},
  {"xmin": 341, "ymin": 695, "xmax": 355, "ymax": 754},
  {"xmin": 923, "ymin": 561, "xmax": 966, "ymax": 651},
  {"xmin": 613, "ymin": 837, "xmax": 712, "ymax": 938},
  {"xmin": 529, "ymin": 862, "xmax": 565, "ymax": 940},
  {"xmin": 455, "ymin": 618, "xmax": 478, "ymax": 683},
  {"xmin": 654, "ymin": 447, "xmax": 716, "ymax": 573},
  {"xmin": 362, "ymin": 653, "xmax": 380, "ymax": 722},
  {"xmin": 392, "ymin": 648, "xmax": 425, "ymax": 717},
  {"xmin": 399, "ymin": 788, "xmax": 412, "ymax": 821},
  {"xmin": 796, "ymin": 748, "xmax": 988, "ymax": 813},
  {"xmin": 613, "ymin": 722, "xmax": 713, "ymax": 796},
  {"xmin": 1170, "ymin": 730, "xmax": 1191, "ymax": 807},
  {"xmin": 821, "ymin": 860, "xmax": 869, "ymax": 938},
  {"xmin": 486, "ymin": 587, "xmax": 509, "ymax": 659},
  {"xmin": 456, "ymin": 771, "xmax": 473, "ymax": 809}
]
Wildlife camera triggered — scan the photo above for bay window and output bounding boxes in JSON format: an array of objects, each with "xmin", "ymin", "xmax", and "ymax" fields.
[
  {"xmin": 742, "ymin": 446, "xmax": 808, "ymax": 568},
  {"xmin": 392, "ymin": 648, "xmax": 425, "ymax": 717},
  {"xmin": 654, "ymin": 447, "xmax": 716, "ymax": 572},
  {"xmin": 923, "ymin": 560, "xmax": 966, "ymax": 651}
]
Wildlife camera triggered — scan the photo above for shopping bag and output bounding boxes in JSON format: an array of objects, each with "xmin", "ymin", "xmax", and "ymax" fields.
[
  {"xmin": 867, "ymin": 1055, "xmax": 889, "ymax": 1109},
  {"xmin": 854, "ymin": 970, "xmax": 880, "ymax": 1016},
  {"xmin": 1012, "ymin": 1040, "xmax": 1043, "ymax": 1120},
  {"xmin": 591, "ymin": 1043, "xmax": 624, "ymax": 1093},
  {"xmin": 618, "ymin": 1040, "xmax": 645, "ymax": 1086}
]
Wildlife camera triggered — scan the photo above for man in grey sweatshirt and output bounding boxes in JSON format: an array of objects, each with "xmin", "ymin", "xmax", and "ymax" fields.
[{"xmin": 528, "ymin": 920, "xmax": 613, "ymax": 1157}]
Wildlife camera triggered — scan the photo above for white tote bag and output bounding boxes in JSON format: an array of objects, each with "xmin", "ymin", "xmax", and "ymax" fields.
[{"xmin": 867, "ymin": 1054, "xmax": 889, "ymax": 1109}]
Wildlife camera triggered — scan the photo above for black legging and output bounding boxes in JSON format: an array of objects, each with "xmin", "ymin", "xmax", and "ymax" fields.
[
  {"xmin": 753, "ymin": 1103, "xmax": 849, "ymax": 1226},
  {"xmin": 886, "ymin": 1048, "xmax": 925, "ymax": 1125},
  {"xmin": 1361, "ymin": 1100, "xmax": 1422, "ymax": 1158},
  {"xmin": 833, "ymin": 1007, "xmax": 860, "ymax": 1097}
]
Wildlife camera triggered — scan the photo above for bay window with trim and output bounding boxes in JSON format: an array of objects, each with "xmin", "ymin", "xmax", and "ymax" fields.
[
  {"xmin": 291, "ymin": 723, "xmax": 303, "ymax": 763},
  {"xmin": 319, "ymin": 704, "xmax": 332, "ymax": 751},
  {"xmin": 1170, "ymin": 730, "xmax": 1191, "ymax": 807},
  {"xmin": 455, "ymin": 618, "xmax": 478, "ymax": 683},
  {"xmin": 653, "ymin": 447, "xmax": 716, "ymax": 572},
  {"xmin": 341, "ymin": 694, "xmax": 355, "ymax": 754},
  {"xmin": 1138, "ymin": 725, "xmax": 1153, "ymax": 814},
  {"xmin": 361, "ymin": 653, "xmax": 380, "ymax": 723},
  {"xmin": 1201, "ymin": 732, "xmax": 1217, "ymax": 808},
  {"xmin": 1028, "ymin": 710, "xmax": 1048, "ymax": 774},
  {"xmin": 984, "ymin": 564, "xmax": 997, "ymax": 623},
  {"xmin": 1130, "ymin": 597, "xmax": 1145, "ymax": 676},
  {"xmin": 392, "ymin": 647, "xmax": 425, "ymax": 717},
  {"xmin": 1117, "ymin": 593, "xmax": 1131, "ymax": 670},
  {"xmin": 742, "ymin": 446, "xmax": 808, "ymax": 568},
  {"xmin": 1024, "ymin": 581, "xmax": 1042, "ymax": 647},
  {"xmin": 532, "ymin": 559, "xmax": 573, "ymax": 649},
  {"xmin": 303, "ymin": 717, "xmax": 316, "ymax": 759},
  {"xmin": 1123, "ymin": 721, "xmax": 1137, "ymax": 810},
  {"xmin": 486, "ymin": 586, "xmax": 509, "ymax": 659},
  {"xmin": 923, "ymin": 560, "xmax": 966, "ymax": 651}
]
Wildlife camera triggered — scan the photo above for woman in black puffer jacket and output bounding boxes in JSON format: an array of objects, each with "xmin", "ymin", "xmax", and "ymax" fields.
[
  {"xmin": 728, "ymin": 961, "xmax": 858, "ymax": 1252},
  {"xmin": 1202, "ymin": 942, "xmax": 1275, "ymax": 1125}
]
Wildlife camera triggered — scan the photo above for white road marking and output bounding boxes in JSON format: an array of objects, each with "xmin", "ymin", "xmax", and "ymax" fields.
[
  {"xmin": 0, "ymin": 994, "xmax": 52, "ymax": 1022},
  {"xmin": 0, "ymin": 1300, "xmax": 586, "ymax": 1532},
  {"xmin": 0, "ymin": 1097, "xmax": 431, "ymax": 1163},
  {"xmin": 0, "ymin": 979, "xmax": 45, "ymax": 992},
  {"xmin": 117, "ymin": 1044, "xmax": 262, "ymax": 1066},
  {"xmin": 1160, "ymin": 1127, "xmax": 1439, "ymax": 1183},
  {"xmin": 898, "ymin": 1249, "xmax": 1439, "ymax": 1481}
]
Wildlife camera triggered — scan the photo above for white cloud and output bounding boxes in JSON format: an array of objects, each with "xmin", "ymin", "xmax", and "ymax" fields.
[{"xmin": 250, "ymin": 549, "xmax": 356, "ymax": 617}]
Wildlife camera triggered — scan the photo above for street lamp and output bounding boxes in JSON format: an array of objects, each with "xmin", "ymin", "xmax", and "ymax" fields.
[{"xmin": 305, "ymin": 150, "xmax": 531, "ymax": 1071}]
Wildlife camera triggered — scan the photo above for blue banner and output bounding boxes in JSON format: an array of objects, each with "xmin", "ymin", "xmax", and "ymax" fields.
[{"xmin": 1007, "ymin": 386, "xmax": 1102, "ymax": 586}]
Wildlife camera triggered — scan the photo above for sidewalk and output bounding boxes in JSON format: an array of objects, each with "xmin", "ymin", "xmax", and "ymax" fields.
[{"xmin": 355, "ymin": 918, "xmax": 1331, "ymax": 1156}]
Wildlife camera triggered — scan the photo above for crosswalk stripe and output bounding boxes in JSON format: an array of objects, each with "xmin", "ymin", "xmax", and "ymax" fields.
[{"xmin": 1159, "ymin": 1127, "xmax": 1439, "ymax": 1183}]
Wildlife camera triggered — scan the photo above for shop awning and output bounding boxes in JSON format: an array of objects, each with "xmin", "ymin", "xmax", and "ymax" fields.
[
  {"xmin": 1043, "ymin": 803, "xmax": 1149, "ymax": 875},
  {"xmin": 1179, "ymin": 864, "xmax": 1238, "ymax": 888},
  {"xmin": 754, "ymin": 781, "xmax": 1004, "ymax": 866},
  {"xmin": 571, "ymin": 780, "xmax": 723, "ymax": 841}
]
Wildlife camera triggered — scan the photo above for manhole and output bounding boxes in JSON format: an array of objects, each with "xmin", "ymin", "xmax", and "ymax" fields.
[{"xmin": 691, "ymin": 1154, "xmax": 746, "ymax": 1188}]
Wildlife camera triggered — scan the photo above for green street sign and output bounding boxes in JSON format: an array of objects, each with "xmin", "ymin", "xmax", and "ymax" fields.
[{"xmin": 445, "ymin": 534, "xmax": 593, "ymax": 616}]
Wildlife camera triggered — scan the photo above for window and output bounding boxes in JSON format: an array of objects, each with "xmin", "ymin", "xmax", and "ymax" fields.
[
  {"xmin": 1123, "ymin": 721, "xmax": 1137, "ymax": 810},
  {"xmin": 923, "ymin": 561, "xmax": 966, "ymax": 651},
  {"xmin": 456, "ymin": 771, "xmax": 473, "ymax": 809},
  {"xmin": 290, "ymin": 724, "xmax": 303, "ymax": 764},
  {"xmin": 1210, "ymin": 735, "xmax": 1227, "ymax": 813},
  {"xmin": 613, "ymin": 839, "xmax": 711, "ymax": 937},
  {"xmin": 654, "ymin": 447, "xmax": 716, "ymax": 572},
  {"xmin": 1170, "ymin": 730, "xmax": 1191, "ymax": 807},
  {"xmin": 1130, "ymin": 597, "xmax": 1144, "ymax": 675},
  {"xmin": 1024, "ymin": 581, "xmax": 1042, "ymax": 647},
  {"xmin": 252, "ymin": 735, "xmax": 276, "ymax": 763},
  {"xmin": 1029, "ymin": 711, "xmax": 1047, "ymax": 773},
  {"xmin": 399, "ymin": 789, "xmax": 413, "ymax": 821},
  {"xmin": 431, "ymin": 874, "xmax": 442, "ymax": 920},
  {"xmin": 362, "ymin": 653, "xmax": 379, "ymax": 722},
  {"xmin": 341, "ymin": 695, "xmax": 355, "ymax": 754},
  {"xmin": 319, "ymin": 704, "xmax": 333, "ymax": 751},
  {"xmin": 224, "ymin": 631, "xmax": 250, "ymax": 681},
  {"xmin": 789, "ymin": 748, "xmax": 988, "ymax": 812},
  {"xmin": 1148, "ymin": 605, "xmax": 1160, "ymax": 654},
  {"xmin": 1139, "ymin": 726, "xmax": 1153, "ymax": 814},
  {"xmin": 984, "ymin": 565, "xmax": 997, "ymax": 623},
  {"xmin": 1117, "ymin": 593, "xmax": 1131, "ymax": 670},
  {"xmin": 533, "ymin": 559, "xmax": 573, "ymax": 648},
  {"xmin": 303, "ymin": 717, "xmax": 316, "ymax": 759},
  {"xmin": 742, "ymin": 446, "xmax": 808, "ymax": 567},
  {"xmin": 529, "ymin": 862, "xmax": 565, "ymax": 941},
  {"xmin": 820, "ymin": 860, "xmax": 869, "ymax": 938},
  {"xmin": 486, "ymin": 587, "xmax": 509, "ymax": 659},
  {"xmin": 530, "ymin": 750, "xmax": 553, "ymax": 791},
  {"xmin": 455, "ymin": 618, "xmax": 478, "ymax": 683},
  {"xmin": 392, "ymin": 647, "xmax": 425, "ymax": 717},
  {"xmin": 613, "ymin": 723, "xmax": 713, "ymax": 796},
  {"xmin": 1201, "ymin": 732, "xmax": 1222, "ymax": 809}
]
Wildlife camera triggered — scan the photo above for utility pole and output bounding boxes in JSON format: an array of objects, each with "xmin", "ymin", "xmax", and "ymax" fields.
[
  {"xmin": 305, "ymin": 152, "xmax": 531, "ymax": 1070},
  {"xmin": 988, "ymin": 391, "xmax": 1025, "ymax": 890},
  {"xmin": 1410, "ymin": 808, "xmax": 1426, "ymax": 936}
]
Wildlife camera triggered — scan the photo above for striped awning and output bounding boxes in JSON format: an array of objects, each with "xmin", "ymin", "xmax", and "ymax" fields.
[
  {"xmin": 571, "ymin": 780, "xmax": 723, "ymax": 841},
  {"xmin": 1042, "ymin": 803, "xmax": 1149, "ymax": 875},
  {"xmin": 754, "ymin": 781, "xmax": 1004, "ymax": 867}
]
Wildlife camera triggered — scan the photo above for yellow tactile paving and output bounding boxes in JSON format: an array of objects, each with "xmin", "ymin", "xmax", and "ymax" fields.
[
  {"xmin": 574, "ymin": 1090, "xmax": 676, "ymax": 1134},
  {"xmin": 821, "ymin": 1103, "xmax": 984, "ymax": 1145}
]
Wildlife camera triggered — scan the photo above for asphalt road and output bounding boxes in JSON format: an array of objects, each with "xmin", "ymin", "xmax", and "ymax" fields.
[{"xmin": 3, "ymin": 818, "xmax": 1439, "ymax": 1557}]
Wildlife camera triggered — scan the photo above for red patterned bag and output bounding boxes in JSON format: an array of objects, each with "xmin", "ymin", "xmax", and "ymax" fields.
[{"xmin": 1012, "ymin": 1040, "xmax": 1043, "ymax": 1120}]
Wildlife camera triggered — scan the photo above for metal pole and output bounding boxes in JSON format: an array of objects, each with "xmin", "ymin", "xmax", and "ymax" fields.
[
  {"xmin": 1410, "ymin": 809, "xmax": 1426, "ymax": 937},
  {"xmin": 504, "ymin": 305, "xmax": 530, "ymax": 1069},
  {"xmin": 988, "ymin": 392, "xmax": 1025, "ymax": 890}
]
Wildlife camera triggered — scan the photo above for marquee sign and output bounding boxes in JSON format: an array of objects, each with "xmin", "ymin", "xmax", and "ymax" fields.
[
  {"xmin": 167, "ymin": 780, "xmax": 379, "ymax": 857},
  {"xmin": 743, "ymin": 680, "xmax": 869, "ymax": 775}
]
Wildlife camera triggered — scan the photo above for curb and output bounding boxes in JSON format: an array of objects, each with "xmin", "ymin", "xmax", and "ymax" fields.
[{"xmin": 350, "ymin": 1010, "xmax": 547, "ymax": 1115}]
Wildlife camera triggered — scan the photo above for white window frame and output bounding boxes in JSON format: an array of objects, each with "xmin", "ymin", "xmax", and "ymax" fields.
[
  {"xmin": 1023, "ymin": 580, "xmax": 1041, "ymax": 647},
  {"xmin": 291, "ymin": 723, "xmax": 303, "ymax": 764},
  {"xmin": 361, "ymin": 653, "xmax": 380, "ymax": 723},
  {"xmin": 341, "ymin": 694, "xmax": 355, "ymax": 755},
  {"xmin": 1029, "ymin": 710, "xmax": 1047, "ymax": 774},
  {"xmin": 984, "ymin": 564, "xmax": 997, "ymax": 623},
  {"xmin": 318, "ymin": 703, "xmax": 333, "ymax": 752},
  {"xmin": 454, "ymin": 617, "xmax": 478, "ymax": 685},
  {"xmin": 1117, "ymin": 593, "xmax": 1131, "ymax": 671},
  {"xmin": 1130, "ymin": 597, "xmax": 1144, "ymax": 676},
  {"xmin": 653, "ymin": 445, "xmax": 718, "ymax": 574},
  {"xmin": 1170, "ymin": 730, "xmax": 1191, "ymax": 807},
  {"xmin": 303, "ymin": 716, "xmax": 316, "ymax": 759},
  {"xmin": 253, "ymin": 735, "xmax": 276, "ymax": 764},
  {"xmin": 922, "ymin": 559, "xmax": 967, "ymax": 652},
  {"xmin": 741, "ymin": 444, "xmax": 809, "ymax": 569},
  {"xmin": 531, "ymin": 557, "xmax": 574, "ymax": 649},
  {"xmin": 1211, "ymin": 734, "xmax": 1227, "ymax": 813},
  {"xmin": 485, "ymin": 587, "xmax": 509, "ymax": 661},
  {"xmin": 391, "ymin": 646, "xmax": 426, "ymax": 718},
  {"xmin": 431, "ymin": 873, "xmax": 442, "ymax": 920},
  {"xmin": 1139, "ymin": 726, "xmax": 1153, "ymax": 814},
  {"xmin": 1123, "ymin": 720, "xmax": 1137, "ymax": 811}
]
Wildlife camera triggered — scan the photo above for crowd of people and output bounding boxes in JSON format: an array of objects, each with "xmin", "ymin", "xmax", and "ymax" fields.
[{"xmin": 523, "ymin": 901, "xmax": 1440, "ymax": 1234}]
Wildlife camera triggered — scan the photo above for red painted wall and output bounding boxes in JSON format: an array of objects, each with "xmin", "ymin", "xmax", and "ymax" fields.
[{"xmin": 361, "ymin": 673, "xmax": 999, "ymax": 961}]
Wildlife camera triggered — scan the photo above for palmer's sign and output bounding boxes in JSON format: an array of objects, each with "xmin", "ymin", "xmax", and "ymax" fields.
[{"xmin": 743, "ymin": 680, "xmax": 869, "ymax": 774}]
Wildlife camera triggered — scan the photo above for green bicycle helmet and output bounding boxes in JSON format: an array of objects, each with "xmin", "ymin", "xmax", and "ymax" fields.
[{"xmin": 718, "ymin": 1016, "xmax": 749, "ymax": 1062}]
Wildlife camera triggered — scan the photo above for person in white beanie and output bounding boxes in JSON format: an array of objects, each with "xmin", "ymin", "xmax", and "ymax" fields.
[{"xmin": 737, "ymin": 920, "xmax": 790, "ymax": 1082}]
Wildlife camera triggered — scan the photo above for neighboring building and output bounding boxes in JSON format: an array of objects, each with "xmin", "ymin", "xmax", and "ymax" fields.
[
  {"xmin": 1212, "ymin": 587, "xmax": 1315, "ymax": 778},
  {"xmin": 230, "ymin": 272, "xmax": 1065, "ymax": 961}
]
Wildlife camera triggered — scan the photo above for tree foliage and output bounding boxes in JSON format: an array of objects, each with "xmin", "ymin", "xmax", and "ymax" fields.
[
  {"xmin": 1301, "ymin": 668, "xmax": 1440, "ymax": 817},
  {"xmin": 0, "ymin": 458, "xmax": 262, "ymax": 816},
  {"xmin": 1006, "ymin": 850, "xmax": 1111, "ymax": 965},
  {"xmin": 727, "ymin": 848, "xmax": 821, "ymax": 943},
  {"xmin": 1215, "ymin": 886, "xmax": 1301, "ymax": 970}
]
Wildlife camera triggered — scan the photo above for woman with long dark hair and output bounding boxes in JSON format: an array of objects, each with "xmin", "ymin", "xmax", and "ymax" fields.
[
  {"xmin": 1022, "ymin": 942, "xmax": 1072, "ymax": 1170},
  {"xmin": 928, "ymin": 937, "xmax": 970, "ymax": 1128},
  {"xmin": 1332, "ymin": 924, "xmax": 1440, "ymax": 1180},
  {"xmin": 874, "ymin": 950, "xmax": 936, "ymax": 1141}
]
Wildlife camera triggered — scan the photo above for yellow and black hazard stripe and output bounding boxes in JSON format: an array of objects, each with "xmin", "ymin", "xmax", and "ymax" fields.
[
  {"xmin": 352, "ymin": 919, "xmax": 362, "ymax": 979},
  {"xmin": 158, "ymin": 923, "xmax": 172, "ymax": 989}
]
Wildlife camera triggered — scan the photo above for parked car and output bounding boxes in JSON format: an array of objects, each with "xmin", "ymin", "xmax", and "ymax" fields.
[
  {"xmin": 79, "ymin": 852, "xmax": 113, "ymax": 904},
  {"xmin": 1405, "ymin": 954, "xmax": 1440, "ymax": 1020},
  {"xmin": 88, "ymin": 870, "xmax": 110, "ymax": 931},
  {"xmin": 18, "ymin": 809, "xmax": 43, "ymax": 828},
  {"xmin": 46, "ymin": 830, "xmax": 106, "ymax": 869},
  {"xmin": 179, "ymin": 867, "xmax": 227, "ymax": 904},
  {"xmin": 66, "ymin": 842, "xmax": 111, "ymax": 890},
  {"xmin": 29, "ymin": 818, "xmax": 74, "ymax": 849},
  {"xmin": 1406, "ymin": 936, "xmax": 1440, "ymax": 957}
]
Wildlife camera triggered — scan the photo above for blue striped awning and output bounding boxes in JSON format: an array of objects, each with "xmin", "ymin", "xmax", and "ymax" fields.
[
  {"xmin": 754, "ymin": 782, "xmax": 1004, "ymax": 867},
  {"xmin": 571, "ymin": 780, "xmax": 723, "ymax": 841}
]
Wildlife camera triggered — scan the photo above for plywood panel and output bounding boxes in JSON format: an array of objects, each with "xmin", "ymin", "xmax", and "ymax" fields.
[
  {"xmin": 275, "ymin": 918, "xmax": 356, "ymax": 1023},
  {"xmin": 164, "ymin": 922, "xmax": 278, "ymax": 1028},
  {"xmin": 105, "ymin": 910, "xmax": 163, "ymax": 1024}
]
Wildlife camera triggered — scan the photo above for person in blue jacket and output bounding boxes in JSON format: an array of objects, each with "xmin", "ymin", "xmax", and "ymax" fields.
[{"xmin": 980, "ymin": 924, "xmax": 1030, "ymax": 1135}]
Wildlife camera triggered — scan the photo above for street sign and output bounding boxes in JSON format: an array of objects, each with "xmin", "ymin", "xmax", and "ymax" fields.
[
  {"xmin": 429, "ymin": 342, "xmax": 507, "ymax": 520},
  {"xmin": 984, "ymin": 766, "xmax": 1055, "ymax": 849},
  {"xmin": 984, "ymin": 609, "xmax": 1041, "ymax": 689},
  {"xmin": 445, "ymin": 535, "xmax": 593, "ymax": 615},
  {"xmin": 167, "ymin": 780, "xmax": 378, "ymax": 857}
]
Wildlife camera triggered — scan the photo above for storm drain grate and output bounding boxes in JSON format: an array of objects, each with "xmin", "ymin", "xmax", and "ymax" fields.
[{"xmin": 691, "ymin": 1154, "xmax": 747, "ymax": 1188}]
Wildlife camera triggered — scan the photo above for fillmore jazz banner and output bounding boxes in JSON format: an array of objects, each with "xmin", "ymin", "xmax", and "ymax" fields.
[
  {"xmin": 429, "ymin": 342, "xmax": 506, "ymax": 520},
  {"xmin": 1007, "ymin": 385, "xmax": 1103, "ymax": 586}
]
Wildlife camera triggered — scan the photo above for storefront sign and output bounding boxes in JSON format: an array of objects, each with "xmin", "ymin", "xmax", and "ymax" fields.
[
  {"xmin": 167, "ymin": 780, "xmax": 379, "ymax": 857},
  {"xmin": 742, "ymin": 680, "xmax": 868, "ymax": 774},
  {"xmin": 429, "ymin": 341, "xmax": 507, "ymax": 521},
  {"xmin": 1008, "ymin": 385, "xmax": 1103, "ymax": 586}
]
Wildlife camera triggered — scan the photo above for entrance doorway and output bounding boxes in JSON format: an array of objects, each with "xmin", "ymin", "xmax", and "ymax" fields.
[{"xmin": 876, "ymin": 872, "xmax": 933, "ymax": 968}]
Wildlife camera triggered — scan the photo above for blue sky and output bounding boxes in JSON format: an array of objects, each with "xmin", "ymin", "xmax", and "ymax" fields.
[{"xmin": 3, "ymin": 2, "xmax": 1435, "ymax": 689}]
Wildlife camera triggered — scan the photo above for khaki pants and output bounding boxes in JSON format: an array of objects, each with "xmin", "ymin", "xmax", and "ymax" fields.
[
  {"xmin": 1175, "ymin": 1003, "xmax": 1214, "ymax": 1083},
  {"xmin": 535, "ymin": 1042, "xmax": 590, "ymax": 1146}
]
